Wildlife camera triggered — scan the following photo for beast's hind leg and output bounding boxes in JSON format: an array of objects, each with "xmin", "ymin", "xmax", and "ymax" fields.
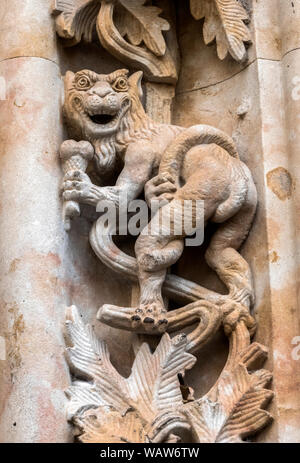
[
  {"xmin": 205, "ymin": 183, "xmax": 257, "ymax": 333},
  {"xmin": 133, "ymin": 200, "xmax": 186, "ymax": 332}
]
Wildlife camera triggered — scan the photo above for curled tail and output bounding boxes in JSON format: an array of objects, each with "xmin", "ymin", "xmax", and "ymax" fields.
[{"xmin": 159, "ymin": 124, "xmax": 239, "ymax": 183}]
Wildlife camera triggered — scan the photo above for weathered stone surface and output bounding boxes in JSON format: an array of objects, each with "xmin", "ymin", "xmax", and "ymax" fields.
[
  {"xmin": 0, "ymin": 57, "xmax": 70, "ymax": 442},
  {"xmin": 0, "ymin": 0, "xmax": 59, "ymax": 62},
  {"xmin": 65, "ymin": 307, "xmax": 272, "ymax": 443},
  {"xmin": 0, "ymin": 0, "xmax": 300, "ymax": 445},
  {"xmin": 174, "ymin": 3, "xmax": 300, "ymax": 440}
]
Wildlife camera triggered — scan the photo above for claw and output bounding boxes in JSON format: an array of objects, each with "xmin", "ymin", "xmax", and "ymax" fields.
[
  {"xmin": 222, "ymin": 298, "xmax": 256, "ymax": 336},
  {"xmin": 157, "ymin": 319, "xmax": 168, "ymax": 333},
  {"xmin": 131, "ymin": 314, "xmax": 141, "ymax": 329},
  {"xmin": 143, "ymin": 317, "xmax": 155, "ymax": 324}
]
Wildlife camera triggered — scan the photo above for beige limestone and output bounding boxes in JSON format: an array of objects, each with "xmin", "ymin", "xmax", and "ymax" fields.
[
  {"xmin": 65, "ymin": 306, "xmax": 272, "ymax": 443},
  {"xmin": 0, "ymin": 0, "xmax": 299, "ymax": 444},
  {"xmin": 61, "ymin": 68, "xmax": 256, "ymax": 336},
  {"xmin": 0, "ymin": 0, "xmax": 59, "ymax": 63},
  {"xmin": 58, "ymin": 65, "xmax": 274, "ymax": 442},
  {"xmin": 174, "ymin": 0, "xmax": 300, "ymax": 442},
  {"xmin": 0, "ymin": 57, "xmax": 71, "ymax": 442}
]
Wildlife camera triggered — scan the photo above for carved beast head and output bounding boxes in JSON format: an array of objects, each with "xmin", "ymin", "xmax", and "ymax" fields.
[
  {"xmin": 63, "ymin": 68, "xmax": 144, "ymax": 141},
  {"xmin": 63, "ymin": 68, "xmax": 145, "ymax": 174}
]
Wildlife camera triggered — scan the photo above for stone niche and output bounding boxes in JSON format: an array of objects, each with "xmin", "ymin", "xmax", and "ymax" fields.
[{"xmin": 0, "ymin": 0, "xmax": 299, "ymax": 444}]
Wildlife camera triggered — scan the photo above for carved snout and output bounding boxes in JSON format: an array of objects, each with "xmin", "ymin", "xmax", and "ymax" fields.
[
  {"xmin": 87, "ymin": 81, "xmax": 112, "ymax": 98},
  {"xmin": 85, "ymin": 93, "xmax": 121, "ymax": 116}
]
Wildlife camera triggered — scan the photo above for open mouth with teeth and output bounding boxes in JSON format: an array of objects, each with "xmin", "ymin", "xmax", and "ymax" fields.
[
  {"xmin": 89, "ymin": 113, "xmax": 117, "ymax": 125},
  {"xmin": 85, "ymin": 99, "xmax": 130, "ymax": 132}
]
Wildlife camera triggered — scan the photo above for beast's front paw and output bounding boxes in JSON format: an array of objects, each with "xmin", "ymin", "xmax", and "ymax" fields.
[
  {"xmin": 131, "ymin": 302, "xmax": 169, "ymax": 333},
  {"xmin": 62, "ymin": 171, "xmax": 101, "ymax": 207},
  {"xmin": 145, "ymin": 174, "xmax": 177, "ymax": 208}
]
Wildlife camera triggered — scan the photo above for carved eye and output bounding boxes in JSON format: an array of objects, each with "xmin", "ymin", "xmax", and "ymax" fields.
[
  {"xmin": 112, "ymin": 77, "xmax": 129, "ymax": 92},
  {"xmin": 75, "ymin": 75, "xmax": 92, "ymax": 90}
]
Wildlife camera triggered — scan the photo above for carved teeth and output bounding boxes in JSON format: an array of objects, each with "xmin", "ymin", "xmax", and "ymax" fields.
[{"xmin": 87, "ymin": 102, "xmax": 129, "ymax": 130}]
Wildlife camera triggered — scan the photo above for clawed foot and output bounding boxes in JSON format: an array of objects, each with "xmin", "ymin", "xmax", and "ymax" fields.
[
  {"xmin": 131, "ymin": 302, "xmax": 169, "ymax": 333},
  {"xmin": 62, "ymin": 171, "xmax": 103, "ymax": 207},
  {"xmin": 222, "ymin": 299, "xmax": 256, "ymax": 336}
]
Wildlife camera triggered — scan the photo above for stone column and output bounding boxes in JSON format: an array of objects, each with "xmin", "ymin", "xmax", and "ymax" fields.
[
  {"xmin": 252, "ymin": 0, "xmax": 300, "ymax": 442},
  {"xmin": 0, "ymin": 1, "xmax": 72, "ymax": 442}
]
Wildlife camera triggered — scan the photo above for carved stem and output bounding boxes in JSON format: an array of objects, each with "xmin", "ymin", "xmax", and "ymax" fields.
[
  {"xmin": 225, "ymin": 320, "xmax": 251, "ymax": 371},
  {"xmin": 167, "ymin": 301, "xmax": 223, "ymax": 354},
  {"xmin": 96, "ymin": 2, "xmax": 177, "ymax": 83}
]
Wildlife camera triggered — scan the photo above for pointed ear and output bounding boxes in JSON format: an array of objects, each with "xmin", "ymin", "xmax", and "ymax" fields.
[
  {"xmin": 64, "ymin": 71, "xmax": 75, "ymax": 88},
  {"xmin": 63, "ymin": 71, "xmax": 75, "ymax": 106},
  {"xmin": 128, "ymin": 71, "xmax": 143, "ymax": 100}
]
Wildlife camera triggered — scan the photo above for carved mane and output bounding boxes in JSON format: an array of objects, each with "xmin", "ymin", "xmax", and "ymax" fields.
[{"xmin": 91, "ymin": 81, "xmax": 161, "ymax": 174}]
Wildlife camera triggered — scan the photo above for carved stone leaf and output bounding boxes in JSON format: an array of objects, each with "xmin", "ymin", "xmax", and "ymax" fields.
[
  {"xmin": 65, "ymin": 306, "xmax": 130, "ymax": 415},
  {"xmin": 216, "ymin": 366, "xmax": 273, "ymax": 442},
  {"xmin": 65, "ymin": 307, "xmax": 195, "ymax": 442},
  {"xmin": 127, "ymin": 333, "xmax": 196, "ymax": 421},
  {"xmin": 115, "ymin": 0, "xmax": 170, "ymax": 57},
  {"xmin": 190, "ymin": 0, "xmax": 251, "ymax": 61},
  {"xmin": 54, "ymin": 0, "xmax": 100, "ymax": 43},
  {"xmin": 54, "ymin": 0, "xmax": 178, "ymax": 82},
  {"xmin": 183, "ymin": 364, "xmax": 273, "ymax": 443},
  {"xmin": 183, "ymin": 399, "xmax": 226, "ymax": 443},
  {"xmin": 65, "ymin": 381, "xmax": 106, "ymax": 419},
  {"xmin": 74, "ymin": 408, "xmax": 147, "ymax": 443}
]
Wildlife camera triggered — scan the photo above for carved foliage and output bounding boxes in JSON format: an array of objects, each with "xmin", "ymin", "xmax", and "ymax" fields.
[
  {"xmin": 183, "ymin": 361, "xmax": 273, "ymax": 443},
  {"xmin": 65, "ymin": 307, "xmax": 273, "ymax": 443},
  {"xmin": 53, "ymin": 0, "xmax": 177, "ymax": 83},
  {"xmin": 114, "ymin": 0, "xmax": 170, "ymax": 57},
  {"xmin": 65, "ymin": 306, "xmax": 195, "ymax": 443},
  {"xmin": 53, "ymin": 0, "xmax": 100, "ymax": 44},
  {"xmin": 53, "ymin": 0, "xmax": 252, "ymax": 85},
  {"xmin": 190, "ymin": 0, "xmax": 251, "ymax": 61}
]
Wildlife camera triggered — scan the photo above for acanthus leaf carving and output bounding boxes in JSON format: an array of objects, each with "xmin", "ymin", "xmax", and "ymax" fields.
[
  {"xmin": 65, "ymin": 307, "xmax": 273, "ymax": 443},
  {"xmin": 53, "ymin": 0, "xmax": 100, "ymax": 45},
  {"xmin": 190, "ymin": 0, "xmax": 251, "ymax": 61},
  {"xmin": 65, "ymin": 306, "xmax": 195, "ymax": 443},
  {"xmin": 53, "ymin": 0, "xmax": 252, "ymax": 73},
  {"xmin": 115, "ymin": 0, "xmax": 170, "ymax": 57},
  {"xmin": 53, "ymin": 0, "xmax": 178, "ymax": 83},
  {"xmin": 96, "ymin": 1, "xmax": 177, "ymax": 83},
  {"xmin": 183, "ymin": 362, "xmax": 273, "ymax": 443}
]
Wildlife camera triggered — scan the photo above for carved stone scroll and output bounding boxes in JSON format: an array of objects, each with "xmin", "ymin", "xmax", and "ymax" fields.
[
  {"xmin": 53, "ymin": 0, "xmax": 178, "ymax": 83},
  {"xmin": 53, "ymin": 1, "xmax": 252, "ymax": 67}
]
